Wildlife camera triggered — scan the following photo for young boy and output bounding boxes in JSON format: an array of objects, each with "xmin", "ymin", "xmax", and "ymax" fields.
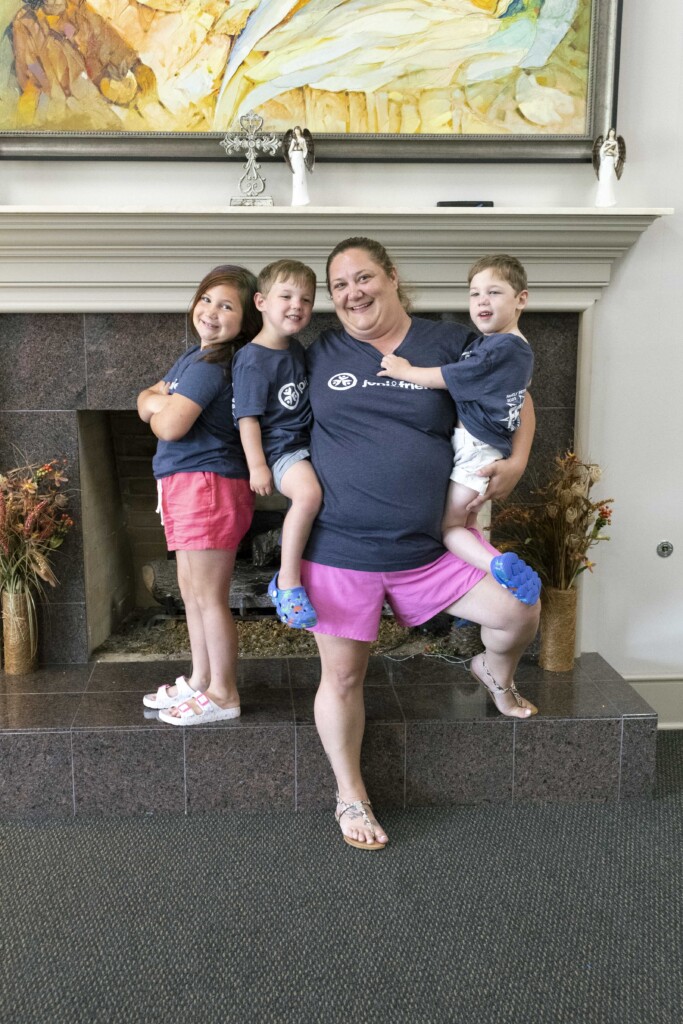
[
  {"xmin": 232, "ymin": 259, "xmax": 322, "ymax": 628},
  {"xmin": 378, "ymin": 253, "xmax": 540, "ymax": 604}
]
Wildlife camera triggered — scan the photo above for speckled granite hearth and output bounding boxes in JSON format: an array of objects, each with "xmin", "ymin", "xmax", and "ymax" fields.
[{"xmin": 0, "ymin": 652, "xmax": 657, "ymax": 819}]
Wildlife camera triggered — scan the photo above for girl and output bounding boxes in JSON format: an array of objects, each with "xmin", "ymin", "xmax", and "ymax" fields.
[{"xmin": 138, "ymin": 265, "xmax": 261, "ymax": 724}]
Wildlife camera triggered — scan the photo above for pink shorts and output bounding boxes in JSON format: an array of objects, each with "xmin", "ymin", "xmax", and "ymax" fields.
[
  {"xmin": 300, "ymin": 545, "xmax": 494, "ymax": 643},
  {"xmin": 159, "ymin": 472, "xmax": 253, "ymax": 551}
]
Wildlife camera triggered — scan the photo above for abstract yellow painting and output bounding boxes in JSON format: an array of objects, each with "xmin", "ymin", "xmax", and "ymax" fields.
[{"xmin": 0, "ymin": 0, "xmax": 621, "ymax": 159}]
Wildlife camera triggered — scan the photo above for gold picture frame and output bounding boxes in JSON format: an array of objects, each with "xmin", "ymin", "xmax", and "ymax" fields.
[{"xmin": 0, "ymin": 0, "xmax": 621, "ymax": 161}]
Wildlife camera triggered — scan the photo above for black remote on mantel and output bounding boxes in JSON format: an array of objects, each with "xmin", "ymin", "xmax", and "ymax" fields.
[{"xmin": 436, "ymin": 201, "xmax": 494, "ymax": 207}]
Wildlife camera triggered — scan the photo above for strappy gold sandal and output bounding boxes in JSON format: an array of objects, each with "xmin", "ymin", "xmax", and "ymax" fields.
[
  {"xmin": 335, "ymin": 794, "xmax": 387, "ymax": 850},
  {"xmin": 470, "ymin": 655, "xmax": 538, "ymax": 718}
]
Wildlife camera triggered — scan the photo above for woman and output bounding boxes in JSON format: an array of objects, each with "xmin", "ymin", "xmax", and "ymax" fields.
[{"xmin": 301, "ymin": 237, "xmax": 540, "ymax": 850}]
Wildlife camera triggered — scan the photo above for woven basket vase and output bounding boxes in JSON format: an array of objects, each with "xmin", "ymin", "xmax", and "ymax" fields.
[
  {"xmin": 2, "ymin": 590, "xmax": 37, "ymax": 674},
  {"xmin": 538, "ymin": 586, "xmax": 577, "ymax": 673}
]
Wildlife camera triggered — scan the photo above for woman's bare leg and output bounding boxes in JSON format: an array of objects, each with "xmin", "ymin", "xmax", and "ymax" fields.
[
  {"xmin": 446, "ymin": 575, "xmax": 540, "ymax": 717},
  {"xmin": 313, "ymin": 633, "xmax": 389, "ymax": 846}
]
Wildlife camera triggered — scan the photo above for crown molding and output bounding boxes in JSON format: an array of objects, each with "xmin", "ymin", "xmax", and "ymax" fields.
[{"xmin": 0, "ymin": 206, "xmax": 671, "ymax": 312}]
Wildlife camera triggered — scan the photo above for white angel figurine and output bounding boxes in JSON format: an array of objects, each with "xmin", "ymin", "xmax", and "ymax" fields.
[
  {"xmin": 283, "ymin": 126, "xmax": 314, "ymax": 207},
  {"xmin": 592, "ymin": 129, "xmax": 626, "ymax": 208}
]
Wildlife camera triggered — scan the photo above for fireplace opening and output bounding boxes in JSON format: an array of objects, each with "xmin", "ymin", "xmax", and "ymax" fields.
[{"xmin": 79, "ymin": 411, "xmax": 291, "ymax": 658}]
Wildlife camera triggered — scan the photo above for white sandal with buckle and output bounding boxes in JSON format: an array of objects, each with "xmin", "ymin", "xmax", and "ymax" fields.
[
  {"xmin": 143, "ymin": 675, "xmax": 198, "ymax": 710},
  {"xmin": 158, "ymin": 692, "xmax": 241, "ymax": 726}
]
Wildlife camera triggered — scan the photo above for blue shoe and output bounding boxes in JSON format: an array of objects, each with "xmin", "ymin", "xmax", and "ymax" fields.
[
  {"xmin": 490, "ymin": 553, "xmax": 541, "ymax": 606},
  {"xmin": 268, "ymin": 573, "xmax": 318, "ymax": 629}
]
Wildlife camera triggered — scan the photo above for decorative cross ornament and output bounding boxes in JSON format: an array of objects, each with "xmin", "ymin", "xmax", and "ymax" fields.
[{"xmin": 220, "ymin": 111, "xmax": 281, "ymax": 206}]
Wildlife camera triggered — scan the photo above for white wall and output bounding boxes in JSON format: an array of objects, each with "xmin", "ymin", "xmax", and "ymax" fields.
[{"xmin": 2, "ymin": 1, "xmax": 681, "ymax": 678}]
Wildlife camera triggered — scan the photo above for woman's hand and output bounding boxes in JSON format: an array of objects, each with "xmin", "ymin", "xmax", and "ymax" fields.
[
  {"xmin": 467, "ymin": 393, "xmax": 535, "ymax": 510},
  {"xmin": 249, "ymin": 465, "xmax": 274, "ymax": 497},
  {"xmin": 466, "ymin": 457, "xmax": 524, "ymax": 511}
]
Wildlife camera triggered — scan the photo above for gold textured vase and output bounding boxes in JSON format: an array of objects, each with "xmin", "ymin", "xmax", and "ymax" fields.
[
  {"xmin": 538, "ymin": 586, "xmax": 577, "ymax": 673},
  {"xmin": 2, "ymin": 590, "xmax": 37, "ymax": 675}
]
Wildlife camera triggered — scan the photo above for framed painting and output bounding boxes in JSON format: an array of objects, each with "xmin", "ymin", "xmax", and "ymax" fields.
[{"xmin": 0, "ymin": 0, "xmax": 621, "ymax": 161}]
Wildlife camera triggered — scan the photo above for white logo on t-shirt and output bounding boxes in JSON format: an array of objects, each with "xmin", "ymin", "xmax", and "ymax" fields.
[
  {"xmin": 328, "ymin": 373, "xmax": 357, "ymax": 390},
  {"xmin": 278, "ymin": 382, "xmax": 300, "ymax": 409}
]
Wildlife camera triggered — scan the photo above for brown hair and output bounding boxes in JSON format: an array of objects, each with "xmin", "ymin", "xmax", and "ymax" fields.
[
  {"xmin": 325, "ymin": 236, "xmax": 412, "ymax": 312},
  {"xmin": 257, "ymin": 259, "xmax": 317, "ymax": 296},
  {"xmin": 467, "ymin": 254, "xmax": 528, "ymax": 294},
  {"xmin": 189, "ymin": 264, "xmax": 261, "ymax": 370}
]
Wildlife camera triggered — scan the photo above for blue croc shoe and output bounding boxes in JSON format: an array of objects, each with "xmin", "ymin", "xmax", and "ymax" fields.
[
  {"xmin": 490, "ymin": 552, "xmax": 541, "ymax": 606},
  {"xmin": 268, "ymin": 574, "xmax": 318, "ymax": 629}
]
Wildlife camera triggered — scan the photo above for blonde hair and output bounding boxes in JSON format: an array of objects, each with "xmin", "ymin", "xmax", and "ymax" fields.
[
  {"xmin": 468, "ymin": 254, "xmax": 528, "ymax": 294},
  {"xmin": 257, "ymin": 259, "xmax": 317, "ymax": 296}
]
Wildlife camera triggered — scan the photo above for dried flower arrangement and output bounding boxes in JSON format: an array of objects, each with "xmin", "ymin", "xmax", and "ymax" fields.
[
  {"xmin": 492, "ymin": 451, "xmax": 613, "ymax": 591},
  {"xmin": 0, "ymin": 459, "xmax": 75, "ymax": 654}
]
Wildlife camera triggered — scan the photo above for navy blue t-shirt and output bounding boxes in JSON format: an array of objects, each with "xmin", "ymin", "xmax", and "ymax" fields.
[
  {"xmin": 232, "ymin": 339, "xmax": 312, "ymax": 466},
  {"xmin": 441, "ymin": 332, "xmax": 533, "ymax": 457},
  {"xmin": 152, "ymin": 345, "xmax": 248, "ymax": 480},
  {"xmin": 304, "ymin": 317, "xmax": 473, "ymax": 571}
]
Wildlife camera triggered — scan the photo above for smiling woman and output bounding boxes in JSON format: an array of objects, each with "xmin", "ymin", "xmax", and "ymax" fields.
[{"xmin": 299, "ymin": 236, "xmax": 540, "ymax": 851}]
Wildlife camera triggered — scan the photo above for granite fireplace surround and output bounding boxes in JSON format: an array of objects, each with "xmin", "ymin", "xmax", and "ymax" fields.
[
  {"xmin": 0, "ymin": 305, "xmax": 579, "ymax": 665},
  {"xmin": 0, "ymin": 208, "xmax": 666, "ymax": 817}
]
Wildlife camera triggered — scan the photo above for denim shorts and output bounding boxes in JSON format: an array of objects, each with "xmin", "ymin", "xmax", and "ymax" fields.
[{"xmin": 271, "ymin": 448, "xmax": 311, "ymax": 492}]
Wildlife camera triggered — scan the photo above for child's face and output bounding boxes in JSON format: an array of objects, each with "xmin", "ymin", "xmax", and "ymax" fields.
[
  {"xmin": 255, "ymin": 277, "xmax": 315, "ymax": 336},
  {"xmin": 192, "ymin": 284, "xmax": 244, "ymax": 347},
  {"xmin": 469, "ymin": 269, "xmax": 527, "ymax": 336}
]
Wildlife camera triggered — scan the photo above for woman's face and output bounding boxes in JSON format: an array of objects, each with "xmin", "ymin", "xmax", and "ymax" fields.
[{"xmin": 328, "ymin": 248, "xmax": 402, "ymax": 339}]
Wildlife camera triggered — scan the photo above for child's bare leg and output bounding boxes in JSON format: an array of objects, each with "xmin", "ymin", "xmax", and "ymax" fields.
[
  {"xmin": 144, "ymin": 550, "xmax": 211, "ymax": 703},
  {"xmin": 176, "ymin": 550, "xmax": 210, "ymax": 693},
  {"xmin": 442, "ymin": 481, "xmax": 495, "ymax": 572},
  {"xmin": 276, "ymin": 461, "xmax": 322, "ymax": 590},
  {"xmin": 165, "ymin": 549, "xmax": 240, "ymax": 717}
]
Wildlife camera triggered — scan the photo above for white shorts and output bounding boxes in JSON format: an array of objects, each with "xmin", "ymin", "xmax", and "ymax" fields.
[{"xmin": 450, "ymin": 427, "xmax": 504, "ymax": 495}]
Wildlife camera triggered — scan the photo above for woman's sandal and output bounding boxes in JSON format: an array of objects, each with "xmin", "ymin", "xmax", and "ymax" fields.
[
  {"xmin": 470, "ymin": 655, "xmax": 538, "ymax": 718},
  {"xmin": 268, "ymin": 574, "xmax": 318, "ymax": 628},
  {"xmin": 158, "ymin": 692, "xmax": 241, "ymax": 726},
  {"xmin": 335, "ymin": 794, "xmax": 387, "ymax": 850},
  {"xmin": 142, "ymin": 675, "xmax": 199, "ymax": 710},
  {"xmin": 490, "ymin": 552, "xmax": 542, "ymax": 605}
]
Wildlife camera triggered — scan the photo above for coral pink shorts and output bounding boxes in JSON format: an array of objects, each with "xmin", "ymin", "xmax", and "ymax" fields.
[
  {"xmin": 158, "ymin": 472, "xmax": 253, "ymax": 551},
  {"xmin": 300, "ymin": 546, "xmax": 493, "ymax": 643}
]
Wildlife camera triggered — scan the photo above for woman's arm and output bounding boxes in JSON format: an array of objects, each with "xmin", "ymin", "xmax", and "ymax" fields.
[
  {"xmin": 238, "ymin": 417, "xmax": 274, "ymax": 496},
  {"xmin": 467, "ymin": 393, "xmax": 535, "ymax": 511}
]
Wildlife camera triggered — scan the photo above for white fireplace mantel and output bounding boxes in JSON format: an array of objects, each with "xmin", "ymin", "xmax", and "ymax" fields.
[{"xmin": 0, "ymin": 206, "xmax": 671, "ymax": 312}]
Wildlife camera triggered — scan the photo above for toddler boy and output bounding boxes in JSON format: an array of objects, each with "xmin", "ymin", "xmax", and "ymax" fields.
[
  {"xmin": 233, "ymin": 259, "xmax": 322, "ymax": 627},
  {"xmin": 378, "ymin": 254, "xmax": 540, "ymax": 604}
]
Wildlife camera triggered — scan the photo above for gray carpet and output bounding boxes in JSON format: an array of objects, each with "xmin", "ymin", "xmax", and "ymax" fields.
[{"xmin": 1, "ymin": 732, "xmax": 682, "ymax": 1024}]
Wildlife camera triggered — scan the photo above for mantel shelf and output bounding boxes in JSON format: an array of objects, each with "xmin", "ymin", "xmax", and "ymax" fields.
[{"xmin": 0, "ymin": 206, "xmax": 671, "ymax": 312}]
